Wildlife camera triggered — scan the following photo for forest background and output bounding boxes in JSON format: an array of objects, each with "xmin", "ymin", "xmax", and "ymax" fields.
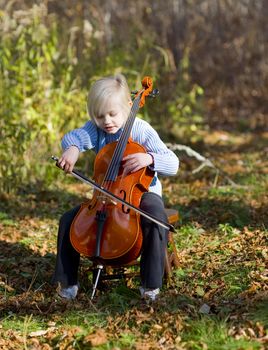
[
  {"xmin": 0, "ymin": 0, "xmax": 267, "ymax": 192},
  {"xmin": 0, "ymin": 1, "xmax": 267, "ymax": 350}
]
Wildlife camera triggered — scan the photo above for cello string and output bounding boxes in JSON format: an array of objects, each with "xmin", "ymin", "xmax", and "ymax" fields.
[
  {"xmin": 100, "ymin": 95, "xmax": 141, "ymax": 193},
  {"xmin": 95, "ymin": 98, "xmax": 139, "ymax": 202},
  {"xmin": 106, "ymin": 96, "xmax": 140, "ymax": 182},
  {"xmin": 100, "ymin": 105, "xmax": 138, "ymax": 197},
  {"xmin": 105, "ymin": 95, "xmax": 140, "ymax": 181},
  {"xmin": 101, "ymin": 98, "xmax": 138, "ymax": 184},
  {"xmin": 105, "ymin": 97, "xmax": 140, "ymax": 194},
  {"xmin": 100, "ymin": 106, "xmax": 134, "ymax": 188}
]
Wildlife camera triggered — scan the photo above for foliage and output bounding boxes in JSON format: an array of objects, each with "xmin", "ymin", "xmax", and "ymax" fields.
[
  {"xmin": 0, "ymin": 2, "xmax": 206, "ymax": 193},
  {"xmin": 168, "ymin": 49, "xmax": 205, "ymax": 142},
  {"xmin": 3, "ymin": 0, "xmax": 266, "ymax": 192},
  {"xmin": 0, "ymin": 5, "xmax": 86, "ymax": 192},
  {"xmin": 36, "ymin": 0, "xmax": 267, "ymax": 131}
]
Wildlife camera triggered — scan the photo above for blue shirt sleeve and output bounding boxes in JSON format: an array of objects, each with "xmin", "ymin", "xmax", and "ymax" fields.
[
  {"xmin": 61, "ymin": 121, "xmax": 98, "ymax": 152},
  {"xmin": 132, "ymin": 119, "xmax": 179, "ymax": 176}
]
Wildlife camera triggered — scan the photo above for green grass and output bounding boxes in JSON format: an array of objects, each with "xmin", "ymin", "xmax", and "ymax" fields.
[
  {"xmin": 221, "ymin": 266, "xmax": 251, "ymax": 297},
  {"xmin": 174, "ymin": 224, "xmax": 205, "ymax": 249},
  {"xmin": 96, "ymin": 283, "xmax": 140, "ymax": 312},
  {"xmin": 58, "ymin": 310, "xmax": 108, "ymax": 331},
  {"xmin": 1, "ymin": 310, "xmax": 263, "ymax": 350},
  {"xmin": 181, "ymin": 316, "xmax": 262, "ymax": 350},
  {"xmin": 0, "ymin": 314, "xmax": 46, "ymax": 333},
  {"xmin": 0, "ymin": 211, "xmax": 17, "ymax": 226},
  {"xmin": 248, "ymin": 300, "xmax": 268, "ymax": 328},
  {"xmin": 208, "ymin": 186, "xmax": 248, "ymax": 197}
]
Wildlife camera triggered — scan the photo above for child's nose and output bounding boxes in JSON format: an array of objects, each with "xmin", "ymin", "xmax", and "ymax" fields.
[{"xmin": 104, "ymin": 115, "xmax": 111, "ymax": 124}]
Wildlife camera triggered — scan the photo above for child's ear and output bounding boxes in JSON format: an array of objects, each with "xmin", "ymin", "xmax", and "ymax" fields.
[{"xmin": 128, "ymin": 100, "xmax": 133, "ymax": 106}]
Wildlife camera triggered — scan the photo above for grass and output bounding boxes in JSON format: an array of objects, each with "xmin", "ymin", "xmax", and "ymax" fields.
[
  {"xmin": 0, "ymin": 131, "xmax": 267, "ymax": 349},
  {"xmin": 0, "ymin": 314, "xmax": 46, "ymax": 333},
  {"xmin": 181, "ymin": 316, "xmax": 262, "ymax": 350},
  {"xmin": 57, "ymin": 310, "xmax": 108, "ymax": 331},
  {"xmin": 0, "ymin": 211, "xmax": 17, "ymax": 227},
  {"xmin": 248, "ymin": 300, "xmax": 268, "ymax": 328}
]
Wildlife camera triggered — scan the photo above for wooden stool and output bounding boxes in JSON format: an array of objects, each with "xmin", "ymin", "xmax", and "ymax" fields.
[
  {"xmin": 164, "ymin": 208, "xmax": 180, "ymax": 282},
  {"xmin": 90, "ymin": 208, "xmax": 179, "ymax": 286}
]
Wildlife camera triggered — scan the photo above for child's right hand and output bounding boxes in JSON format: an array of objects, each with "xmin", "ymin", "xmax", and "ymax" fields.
[{"xmin": 58, "ymin": 146, "xmax": 80, "ymax": 173}]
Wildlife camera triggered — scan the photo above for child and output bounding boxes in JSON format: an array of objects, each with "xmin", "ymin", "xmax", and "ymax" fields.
[{"xmin": 52, "ymin": 74, "xmax": 179, "ymax": 301}]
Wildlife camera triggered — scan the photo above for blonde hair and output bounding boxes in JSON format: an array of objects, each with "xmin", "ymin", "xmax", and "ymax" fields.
[{"xmin": 87, "ymin": 74, "xmax": 131, "ymax": 122}]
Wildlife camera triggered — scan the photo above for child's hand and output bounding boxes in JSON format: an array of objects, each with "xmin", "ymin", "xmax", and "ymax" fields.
[
  {"xmin": 58, "ymin": 146, "xmax": 80, "ymax": 173},
  {"xmin": 122, "ymin": 153, "xmax": 154, "ymax": 176}
]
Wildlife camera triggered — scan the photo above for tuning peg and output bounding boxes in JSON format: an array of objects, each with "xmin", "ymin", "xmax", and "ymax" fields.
[
  {"xmin": 149, "ymin": 89, "xmax": 160, "ymax": 98},
  {"xmin": 131, "ymin": 88, "xmax": 159, "ymax": 100}
]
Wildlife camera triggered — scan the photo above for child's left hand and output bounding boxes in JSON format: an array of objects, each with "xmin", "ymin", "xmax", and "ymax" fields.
[{"xmin": 122, "ymin": 153, "xmax": 154, "ymax": 175}]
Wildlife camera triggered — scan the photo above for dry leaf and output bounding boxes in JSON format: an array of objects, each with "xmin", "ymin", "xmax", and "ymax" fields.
[{"xmin": 84, "ymin": 328, "xmax": 108, "ymax": 346}]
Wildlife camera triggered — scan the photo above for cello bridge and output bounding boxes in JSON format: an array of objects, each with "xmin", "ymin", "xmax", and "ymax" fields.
[{"xmin": 97, "ymin": 195, "xmax": 117, "ymax": 206}]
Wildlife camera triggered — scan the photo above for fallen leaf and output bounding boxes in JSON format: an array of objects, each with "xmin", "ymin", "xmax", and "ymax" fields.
[{"xmin": 84, "ymin": 328, "xmax": 108, "ymax": 346}]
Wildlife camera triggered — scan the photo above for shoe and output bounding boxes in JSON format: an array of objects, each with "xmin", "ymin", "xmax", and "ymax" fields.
[
  {"xmin": 139, "ymin": 287, "xmax": 160, "ymax": 301},
  {"xmin": 58, "ymin": 284, "xmax": 78, "ymax": 300}
]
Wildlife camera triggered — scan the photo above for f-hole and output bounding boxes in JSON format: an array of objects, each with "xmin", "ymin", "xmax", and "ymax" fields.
[{"xmin": 120, "ymin": 190, "xmax": 130, "ymax": 214}]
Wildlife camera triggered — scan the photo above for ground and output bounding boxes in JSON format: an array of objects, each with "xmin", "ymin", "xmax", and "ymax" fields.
[{"xmin": 0, "ymin": 130, "xmax": 267, "ymax": 349}]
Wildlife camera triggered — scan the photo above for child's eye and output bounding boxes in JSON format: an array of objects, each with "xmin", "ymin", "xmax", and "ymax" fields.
[
  {"xmin": 109, "ymin": 111, "xmax": 117, "ymax": 117},
  {"xmin": 96, "ymin": 115, "xmax": 104, "ymax": 119}
]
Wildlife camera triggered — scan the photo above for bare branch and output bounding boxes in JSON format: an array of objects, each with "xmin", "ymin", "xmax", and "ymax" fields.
[{"xmin": 166, "ymin": 143, "xmax": 238, "ymax": 187}]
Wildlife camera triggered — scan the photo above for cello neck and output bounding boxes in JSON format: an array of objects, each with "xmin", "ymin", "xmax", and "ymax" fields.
[{"xmin": 102, "ymin": 94, "xmax": 141, "ymax": 182}]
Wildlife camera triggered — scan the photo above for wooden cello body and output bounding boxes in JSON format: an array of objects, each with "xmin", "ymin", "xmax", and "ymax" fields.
[{"xmin": 70, "ymin": 138, "xmax": 154, "ymax": 266}]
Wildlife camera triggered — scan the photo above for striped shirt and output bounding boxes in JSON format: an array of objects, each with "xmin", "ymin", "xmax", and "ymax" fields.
[{"xmin": 62, "ymin": 118, "xmax": 179, "ymax": 196}]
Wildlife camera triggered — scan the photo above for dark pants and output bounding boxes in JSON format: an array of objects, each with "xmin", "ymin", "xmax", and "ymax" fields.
[{"xmin": 52, "ymin": 192, "xmax": 168, "ymax": 289}]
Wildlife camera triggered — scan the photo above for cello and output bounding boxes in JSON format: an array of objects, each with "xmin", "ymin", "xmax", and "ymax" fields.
[{"xmin": 52, "ymin": 77, "xmax": 175, "ymax": 297}]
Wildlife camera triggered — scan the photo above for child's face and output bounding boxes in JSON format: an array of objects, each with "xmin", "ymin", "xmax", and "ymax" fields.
[{"xmin": 94, "ymin": 94, "xmax": 128, "ymax": 134}]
